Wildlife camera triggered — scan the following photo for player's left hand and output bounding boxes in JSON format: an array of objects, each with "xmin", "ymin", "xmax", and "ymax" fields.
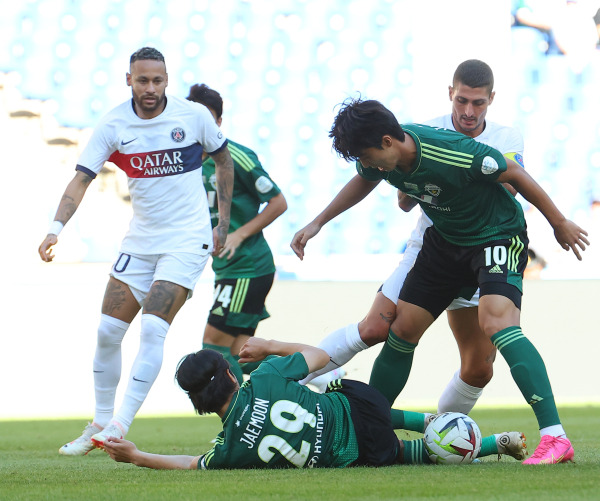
[
  {"xmin": 239, "ymin": 338, "xmax": 270, "ymax": 363},
  {"xmin": 217, "ymin": 230, "xmax": 244, "ymax": 259},
  {"xmin": 104, "ymin": 437, "xmax": 138, "ymax": 463},
  {"xmin": 553, "ymin": 219, "xmax": 589, "ymax": 260}
]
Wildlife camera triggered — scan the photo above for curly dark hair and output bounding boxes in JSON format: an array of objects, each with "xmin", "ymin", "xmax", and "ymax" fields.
[
  {"xmin": 187, "ymin": 84, "xmax": 223, "ymax": 119},
  {"xmin": 175, "ymin": 349, "xmax": 238, "ymax": 415},
  {"xmin": 329, "ymin": 97, "xmax": 405, "ymax": 162}
]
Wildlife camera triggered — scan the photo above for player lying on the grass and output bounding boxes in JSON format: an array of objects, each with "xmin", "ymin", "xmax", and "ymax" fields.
[{"xmin": 102, "ymin": 339, "xmax": 526, "ymax": 469}]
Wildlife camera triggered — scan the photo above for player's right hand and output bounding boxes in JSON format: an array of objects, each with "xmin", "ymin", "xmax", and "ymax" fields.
[
  {"xmin": 38, "ymin": 234, "xmax": 58, "ymax": 262},
  {"xmin": 238, "ymin": 337, "xmax": 271, "ymax": 363},
  {"xmin": 104, "ymin": 437, "xmax": 138, "ymax": 464},
  {"xmin": 290, "ymin": 222, "xmax": 321, "ymax": 260}
]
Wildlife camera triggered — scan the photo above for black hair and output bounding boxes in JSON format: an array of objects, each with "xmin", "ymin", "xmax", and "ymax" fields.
[
  {"xmin": 452, "ymin": 59, "xmax": 494, "ymax": 94},
  {"xmin": 187, "ymin": 84, "xmax": 223, "ymax": 119},
  {"xmin": 175, "ymin": 350, "xmax": 237, "ymax": 415},
  {"xmin": 329, "ymin": 97, "xmax": 405, "ymax": 162},
  {"xmin": 130, "ymin": 47, "xmax": 165, "ymax": 65}
]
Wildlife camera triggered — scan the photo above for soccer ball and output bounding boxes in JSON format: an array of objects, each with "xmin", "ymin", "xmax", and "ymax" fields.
[{"xmin": 424, "ymin": 412, "xmax": 482, "ymax": 464}]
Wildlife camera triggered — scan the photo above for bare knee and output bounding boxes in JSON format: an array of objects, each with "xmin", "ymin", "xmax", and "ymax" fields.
[
  {"xmin": 389, "ymin": 303, "xmax": 432, "ymax": 345},
  {"xmin": 458, "ymin": 339, "xmax": 497, "ymax": 388},
  {"xmin": 358, "ymin": 317, "xmax": 390, "ymax": 346},
  {"xmin": 460, "ymin": 360, "xmax": 494, "ymax": 388},
  {"xmin": 203, "ymin": 323, "xmax": 235, "ymax": 348}
]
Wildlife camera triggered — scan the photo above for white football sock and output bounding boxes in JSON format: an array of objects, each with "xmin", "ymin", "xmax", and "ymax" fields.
[
  {"xmin": 93, "ymin": 314, "xmax": 129, "ymax": 428},
  {"xmin": 300, "ymin": 323, "xmax": 367, "ymax": 384},
  {"xmin": 113, "ymin": 314, "xmax": 169, "ymax": 431},
  {"xmin": 437, "ymin": 370, "xmax": 483, "ymax": 414},
  {"xmin": 306, "ymin": 367, "xmax": 347, "ymax": 393},
  {"xmin": 540, "ymin": 424, "xmax": 566, "ymax": 438}
]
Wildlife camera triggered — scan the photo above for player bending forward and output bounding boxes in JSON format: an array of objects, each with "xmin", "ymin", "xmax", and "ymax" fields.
[
  {"xmin": 103, "ymin": 338, "xmax": 527, "ymax": 469},
  {"xmin": 320, "ymin": 98, "xmax": 587, "ymax": 465}
]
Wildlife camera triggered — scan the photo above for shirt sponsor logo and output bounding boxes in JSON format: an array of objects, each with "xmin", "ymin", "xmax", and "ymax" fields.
[
  {"xmin": 481, "ymin": 156, "xmax": 499, "ymax": 175},
  {"xmin": 255, "ymin": 176, "xmax": 274, "ymax": 194},
  {"xmin": 129, "ymin": 150, "xmax": 184, "ymax": 175},
  {"xmin": 109, "ymin": 143, "xmax": 203, "ymax": 178},
  {"xmin": 171, "ymin": 127, "xmax": 186, "ymax": 142},
  {"xmin": 307, "ymin": 402, "xmax": 324, "ymax": 468},
  {"xmin": 406, "ymin": 192, "xmax": 440, "ymax": 207}
]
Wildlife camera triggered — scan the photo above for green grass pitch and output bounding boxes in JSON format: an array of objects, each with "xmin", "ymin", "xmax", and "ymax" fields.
[{"xmin": 1, "ymin": 405, "xmax": 598, "ymax": 501}]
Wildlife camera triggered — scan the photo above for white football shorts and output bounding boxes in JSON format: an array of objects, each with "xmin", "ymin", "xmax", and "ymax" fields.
[
  {"xmin": 110, "ymin": 251, "xmax": 210, "ymax": 305},
  {"xmin": 380, "ymin": 244, "xmax": 479, "ymax": 310}
]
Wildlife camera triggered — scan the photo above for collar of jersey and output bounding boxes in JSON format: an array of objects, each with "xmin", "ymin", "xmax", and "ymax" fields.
[
  {"xmin": 401, "ymin": 126, "xmax": 422, "ymax": 175},
  {"xmin": 221, "ymin": 388, "xmax": 242, "ymax": 424}
]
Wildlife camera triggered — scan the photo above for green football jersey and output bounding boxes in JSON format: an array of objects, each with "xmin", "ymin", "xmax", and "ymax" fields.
[
  {"xmin": 202, "ymin": 140, "xmax": 280, "ymax": 279},
  {"xmin": 357, "ymin": 124, "xmax": 526, "ymax": 246},
  {"xmin": 197, "ymin": 353, "xmax": 359, "ymax": 469}
]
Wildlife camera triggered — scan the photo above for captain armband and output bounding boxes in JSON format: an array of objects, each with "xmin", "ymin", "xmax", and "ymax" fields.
[{"xmin": 504, "ymin": 152, "xmax": 525, "ymax": 169}]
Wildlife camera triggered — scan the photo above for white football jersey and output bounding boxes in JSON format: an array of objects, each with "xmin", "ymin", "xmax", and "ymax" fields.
[
  {"xmin": 76, "ymin": 95, "xmax": 227, "ymax": 255},
  {"xmin": 405, "ymin": 115, "xmax": 524, "ymax": 248}
]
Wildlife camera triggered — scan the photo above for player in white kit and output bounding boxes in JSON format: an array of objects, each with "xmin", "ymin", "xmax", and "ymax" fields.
[
  {"xmin": 38, "ymin": 47, "xmax": 234, "ymax": 455},
  {"xmin": 292, "ymin": 60, "xmax": 524, "ymax": 413}
]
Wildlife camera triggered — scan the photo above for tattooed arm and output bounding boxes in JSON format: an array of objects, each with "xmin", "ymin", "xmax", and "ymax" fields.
[
  {"xmin": 38, "ymin": 171, "xmax": 94, "ymax": 262},
  {"xmin": 210, "ymin": 147, "xmax": 234, "ymax": 254}
]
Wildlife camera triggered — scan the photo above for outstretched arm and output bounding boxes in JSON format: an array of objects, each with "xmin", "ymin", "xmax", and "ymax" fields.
[
  {"xmin": 238, "ymin": 338, "xmax": 330, "ymax": 374},
  {"xmin": 497, "ymin": 160, "xmax": 589, "ymax": 260},
  {"xmin": 211, "ymin": 147, "xmax": 235, "ymax": 254},
  {"xmin": 104, "ymin": 437, "xmax": 199, "ymax": 470},
  {"xmin": 290, "ymin": 175, "xmax": 380, "ymax": 259},
  {"xmin": 38, "ymin": 171, "xmax": 94, "ymax": 262},
  {"xmin": 218, "ymin": 192, "xmax": 287, "ymax": 259}
]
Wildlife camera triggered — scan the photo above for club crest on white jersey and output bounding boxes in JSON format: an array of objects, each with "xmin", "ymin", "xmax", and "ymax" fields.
[{"xmin": 171, "ymin": 127, "xmax": 185, "ymax": 142}]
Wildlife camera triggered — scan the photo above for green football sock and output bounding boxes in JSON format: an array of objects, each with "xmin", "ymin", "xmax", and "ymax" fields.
[
  {"xmin": 369, "ymin": 330, "xmax": 417, "ymax": 406},
  {"xmin": 406, "ymin": 435, "xmax": 500, "ymax": 464},
  {"xmin": 400, "ymin": 439, "xmax": 430, "ymax": 464},
  {"xmin": 478, "ymin": 435, "xmax": 498, "ymax": 457},
  {"xmin": 390, "ymin": 409, "xmax": 428, "ymax": 432},
  {"xmin": 203, "ymin": 343, "xmax": 244, "ymax": 384},
  {"xmin": 401, "ymin": 436, "xmax": 500, "ymax": 464},
  {"xmin": 491, "ymin": 326, "xmax": 560, "ymax": 429}
]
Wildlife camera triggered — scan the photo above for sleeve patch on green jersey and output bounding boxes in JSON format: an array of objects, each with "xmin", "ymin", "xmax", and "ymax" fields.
[
  {"xmin": 255, "ymin": 175, "xmax": 274, "ymax": 193},
  {"xmin": 481, "ymin": 156, "xmax": 499, "ymax": 175}
]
